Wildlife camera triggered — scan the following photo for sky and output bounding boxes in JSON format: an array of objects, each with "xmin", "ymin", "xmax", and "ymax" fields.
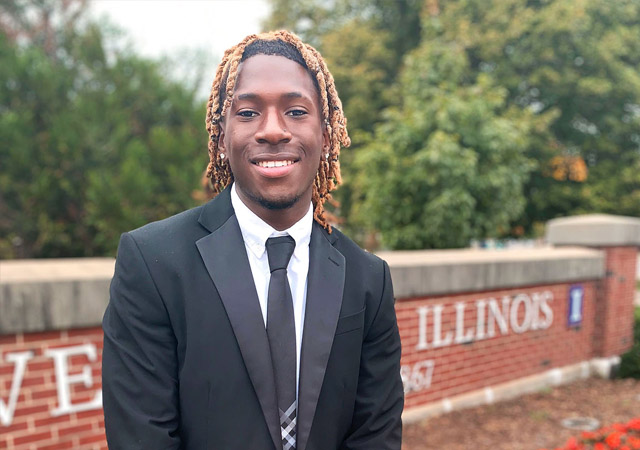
[{"xmin": 89, "ymin": 0, "xmax": 271, "ymax": 98}]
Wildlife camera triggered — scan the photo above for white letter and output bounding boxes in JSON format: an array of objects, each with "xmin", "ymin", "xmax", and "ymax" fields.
[
  {"xmin": 432, "ymin": 304, "xmax": 453, "ymax": 348},
  {"xmin": 487, "ymin": 296, "xmax": 510, "ymax": 337},
  {"xmin": 510, "ymin": 294, "xmax": 533, "ymax": 333},
  {"xmin": 45, "ymin": 344, "xmax": 102, "ymax": 416},
  {"xmin": 0, "ymin": 351, "xmax": 34, "ymax": 426},
  {"xmin": 475, "ymin": 299, "xmax": 487, "ymax": 340},
  {"xmin": 454, "ymin": 301, "xmax": 474, "ymax": 344},
  {"xmin": 530, "ymin": 292, "xmax": 542, "ymax": 330},
  {"xmin": 416, "ymin": 306, "xmax": 430, "ymax": 350},
  {"xmin": 538, "ymin": 291, "xmax": 554, "ymax": 329}
]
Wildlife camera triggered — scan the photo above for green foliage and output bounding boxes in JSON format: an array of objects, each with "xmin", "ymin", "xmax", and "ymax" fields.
[
  {"xmin": 354, "ymin": 44, "xmax": 535, "ymax": 248},
  {"xmin": 419, "ymin": 0, "xmax": 640, "ymax": 234},
  {"xmin": 3, "ymin": 0, "xmax": 640, "ymax": 256},
  {"xmin": 618, "ymin": 307, "xmax": 640, "ymax": 379},
  {"xmin": 263, "ymin": 0, "xmax": 424, "ymax": 240},
  {"xmin": 265, "ymin": 0, "xmax": 640, "ymax": 249},
  {"xmin": 0, "ymin": 2, "xmax": 207, "ymax": 257}
]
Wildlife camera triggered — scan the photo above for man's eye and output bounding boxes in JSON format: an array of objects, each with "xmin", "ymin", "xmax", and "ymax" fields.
[
  {"xmin": 287, "ymin": 109, "xmax": 307, "ymax": 117},
  {"xmin": 238, "ymin": 110, "xmax": 258, "ymax": 118}
]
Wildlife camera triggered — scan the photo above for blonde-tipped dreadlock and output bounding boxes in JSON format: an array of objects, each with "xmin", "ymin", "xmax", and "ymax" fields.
[{"xmin": 204, "ymin": 30, "xmax": 350, "ymax": 232}]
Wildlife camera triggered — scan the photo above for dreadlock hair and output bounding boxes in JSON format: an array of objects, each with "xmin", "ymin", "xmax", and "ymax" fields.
[{"xmin": 205, "ymin": 30, "xmax": 350, "ymax": 232}]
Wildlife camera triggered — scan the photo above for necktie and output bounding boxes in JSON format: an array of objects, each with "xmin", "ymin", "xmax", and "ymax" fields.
[{"xmin": 265, "ymin": 236, "xmax": 297, "ymax": 450}]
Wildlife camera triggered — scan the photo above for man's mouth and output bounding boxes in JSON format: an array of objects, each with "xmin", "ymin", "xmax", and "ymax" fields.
[{"xmin": 255, "ymin": 160, "xmax": 295, "ymax": 168}]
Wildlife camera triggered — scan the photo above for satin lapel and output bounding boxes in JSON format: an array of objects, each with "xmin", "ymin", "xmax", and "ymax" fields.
[
  {"xmin": 296, "ymin": 224, "xmax": 346, "ymax": 450},
  {"xmin": 196, "ymin": 214, "xmax": 282, "ymax": 450}
]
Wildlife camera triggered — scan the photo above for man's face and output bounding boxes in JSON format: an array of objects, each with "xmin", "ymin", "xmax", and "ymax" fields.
[{"xmin": 219, "ymin": 54, "xmax": 328, "ymax": 218}]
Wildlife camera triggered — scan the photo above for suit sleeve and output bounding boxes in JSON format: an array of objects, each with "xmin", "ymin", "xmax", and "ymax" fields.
[
  {"xmin": 342, "ymin": 260, "xmax": 404, "ymax": 450},
  {"xmin": 102, "ymin": 232, "xmax": 181, "ymax": 449}
]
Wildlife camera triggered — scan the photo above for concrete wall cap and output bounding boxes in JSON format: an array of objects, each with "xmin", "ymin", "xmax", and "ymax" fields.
[
  {"xmin": 546, "ymin": 214, "xmax": 640, "ymax": 247},
  {"xmin": 1, "ymin": 247, "xmax": 604, "ymax": 332},
  {"xmin": 377, "ymin": 246, "xmax": 601, "ymax": 266},
  {"xmin": 377, "ymin": 246, "xmax": 604, "ymax": 298},
  {"xmin": 0, "ymin": 258, "xmax": 115, "ymax": 334},
  {"xmin": 0, "ymin": 258, "xmax": 115, "ymax": 283}
]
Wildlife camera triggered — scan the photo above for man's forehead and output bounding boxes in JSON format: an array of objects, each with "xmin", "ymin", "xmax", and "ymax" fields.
[{"xmin": 233, "ymin": 54, "xmax": 319, "ymax": 97}]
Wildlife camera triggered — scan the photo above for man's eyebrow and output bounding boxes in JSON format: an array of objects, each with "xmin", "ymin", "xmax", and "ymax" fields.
[
  {"xmin": 235, "ymin": 92, "xmax": 305, "ymax": 100},
  {"xmin": 237, "ymin": 93, "xmax": 258, "ymax": 100}
]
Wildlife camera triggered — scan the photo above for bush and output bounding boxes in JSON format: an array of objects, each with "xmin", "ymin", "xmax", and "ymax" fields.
[{"xmin": 618, "ymin": 307, "xmax": 640, "ymax": 379}]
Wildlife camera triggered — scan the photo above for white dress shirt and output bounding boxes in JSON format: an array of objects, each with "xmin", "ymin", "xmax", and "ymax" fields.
[{"xmin": 230, "ymin": 183, "xmax": 312, "ymax": 393}]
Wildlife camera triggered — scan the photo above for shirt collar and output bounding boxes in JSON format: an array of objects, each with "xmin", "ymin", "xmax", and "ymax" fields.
[{"xmin": 231, "ymin": 183, "xmax": 313, "ymax": 260}]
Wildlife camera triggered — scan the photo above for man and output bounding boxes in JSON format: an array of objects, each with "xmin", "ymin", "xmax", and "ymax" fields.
[{"xmin": 102, "ymin": 30, "xmax": 403, "ymax": 450}]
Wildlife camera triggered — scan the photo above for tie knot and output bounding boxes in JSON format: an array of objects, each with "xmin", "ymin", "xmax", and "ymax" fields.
[{"xmin": 266, "ymin": 236, "xmax": 296, "ymax": 272}]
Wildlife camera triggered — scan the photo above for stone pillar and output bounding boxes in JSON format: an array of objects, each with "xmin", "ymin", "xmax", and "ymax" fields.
[{"xmin": 546, "ymin": 214, "xmax": 640, "ymax": 358}]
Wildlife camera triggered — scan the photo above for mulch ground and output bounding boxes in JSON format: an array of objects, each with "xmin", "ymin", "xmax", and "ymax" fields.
[{"xmin": 402, "ymin": 378, "xmax": 640, "ymax": 450}]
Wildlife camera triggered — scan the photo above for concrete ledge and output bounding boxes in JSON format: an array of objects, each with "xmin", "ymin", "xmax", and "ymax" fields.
[
  {"xmin": 402, "ymin": 359, "xmax": 603, "ymax": 424},
  {"xmin": 0, "ymin": 258, "xmax": 115, "ymax": 283},
  {"xmin": 0, "ymin": 259, "xmax": 114, "ymax": 334},
  {"xmin": 1, "ymin": 247, "xmax": 605, "ymax": 332},
  {"xmin": 378, "ymin": 247, "xmax": 604, "ymax": 298},
  {"xmin": 547, "ymin": 214, "xmax": 640, "ymax": 247}
]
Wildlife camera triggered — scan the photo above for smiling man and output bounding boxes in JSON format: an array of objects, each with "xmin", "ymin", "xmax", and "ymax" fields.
[{"xmin": 102, "ymin": 30, "xmax": 403, "ymax": 450}]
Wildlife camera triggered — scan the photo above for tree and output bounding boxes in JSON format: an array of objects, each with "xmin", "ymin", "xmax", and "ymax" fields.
[
  {"xmin": 0, "ymin": 1, "xmax": 207, "ymax": 258},
  {"xmin": 419, "ymin": 0, "xmax": 640, "ymax": 233},
  {"xmin": 353, "ymin": 42, "xmax": 536, "ymax": 249},
  {"xmin": 265, "ymin": 0, "xmax": 640, "ymax": 247},
  {"xmin": 263, "ymin": 0, "xmax": 424, "ymax": 234}
]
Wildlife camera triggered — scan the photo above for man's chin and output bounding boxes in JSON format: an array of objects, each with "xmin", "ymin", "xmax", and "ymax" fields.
[{"xmin": 256, "ymin": 194, "xmax": 301, "ymax": 211}]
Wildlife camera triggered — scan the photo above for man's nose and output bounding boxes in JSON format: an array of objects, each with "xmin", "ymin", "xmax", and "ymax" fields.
[{"xmin": 254, "ymin": 109, "xmax": 292, "ymax": 145}]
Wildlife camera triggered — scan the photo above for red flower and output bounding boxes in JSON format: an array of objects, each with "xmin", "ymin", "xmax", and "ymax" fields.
[
  {"xmin": 582, "ymin": 431, "xmax": 599, "ymax": 441},
  {"xmin": 606, "ymin": 431, "xmax": 623, "ymax": 449},
  {"xmin": 629, "ymin": 418, "xmax": 640, "ymax": 432},
  {"xmin": 628, "ymin": 436, "xmax": 640, "ymax": 449},
  {"xmin": 614, "ymin": 423, "xmax": 630, "ymax": 433},
  {"xmin": 538, "ymin": 416, "xmax": 640, "ymax": 450},
  {"xmin": 565, "ymin": 437, "xmax": 580, "ymax": 449}
]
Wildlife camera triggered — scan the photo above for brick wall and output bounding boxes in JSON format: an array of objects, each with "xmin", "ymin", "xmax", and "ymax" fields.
[
  {"xmin": 595, "ymin": 247, "xmax": 638, "ymax": 357},
  {"xmin": 1, "ymin": 214, "xmax": 638, "ymax": 449},
  {"xmin": 397, "ymin": 282, "xmax": 598, "ymax": 410},
  {"xmin": 0, "ymin": 328, "xmax": 104, "ymax": 450},
  {"xmin": 0, "ymin": 278, "xmax": 615, "ymax": 448}
]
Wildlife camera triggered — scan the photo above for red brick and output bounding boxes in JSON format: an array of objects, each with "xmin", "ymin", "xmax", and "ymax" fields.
[
  {"xmin": 58, "ymin": 422, "xmax": 94, "ymax": 437},
  {"xmin": 38, "ymin": 441, "xmax": 77, "ymax": 450},
  {"xmin": 13, "ymin": 430, "xmax": 52, "ymax": 445},
  {"xmin": 66, "ymin": 327, "xmax": 103, "ymax": 339},
  {"xmin": 78, "ymin": 432, "xmax": 107, "ymax": 446},
  {"xmin": 74, "ymin": 409, "xmax": 103, "ymax": 420},
  {"xmin": 0, "ymin": 417, "xmax": 30, "ymax": 433},
  {"xmin": 22, "ymin": 331, "xmax": 65, "ymax": 344},
  {"xmin": 12, "ymin": 402, "xmax": 49, "ymax": 418}
]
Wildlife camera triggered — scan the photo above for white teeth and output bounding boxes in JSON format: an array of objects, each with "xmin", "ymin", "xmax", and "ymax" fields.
[{"xmin": 257, "ymin": 160, "xmax": 294, "ymax": 168}]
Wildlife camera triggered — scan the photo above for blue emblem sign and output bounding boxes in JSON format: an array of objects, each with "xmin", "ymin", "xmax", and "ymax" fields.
[{"xmin": 568, "ymin": 284, "xmax": 584, "ymax": 327}]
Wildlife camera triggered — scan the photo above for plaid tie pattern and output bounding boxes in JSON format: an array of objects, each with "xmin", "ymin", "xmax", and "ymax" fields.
[
  {"xmin": 266, "ymin": 236, "xmax": 297, "ymax": 450},
  {"xmin": 280, "ymin": 399, "xmax": 297, "ymax": 450}
]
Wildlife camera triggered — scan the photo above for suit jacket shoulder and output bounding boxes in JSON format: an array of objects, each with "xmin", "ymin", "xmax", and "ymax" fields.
[
  {"xmin": 330, "ymin": 226, "xmax": 389, "ymax": 293},
  {"xmin": 126, "ymin": 204, "xmax": 206, "ymax": 252}
]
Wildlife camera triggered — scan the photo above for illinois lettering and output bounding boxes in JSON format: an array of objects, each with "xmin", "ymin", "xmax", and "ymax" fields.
[{"xmin": 416, "ymin": 291, "xmax": 554, "ymax": 350}]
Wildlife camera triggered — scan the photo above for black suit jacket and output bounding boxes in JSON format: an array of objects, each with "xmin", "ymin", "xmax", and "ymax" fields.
[{"xmin": 102, "ymin": 187, "xmax": 403, "ymax": 449}]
